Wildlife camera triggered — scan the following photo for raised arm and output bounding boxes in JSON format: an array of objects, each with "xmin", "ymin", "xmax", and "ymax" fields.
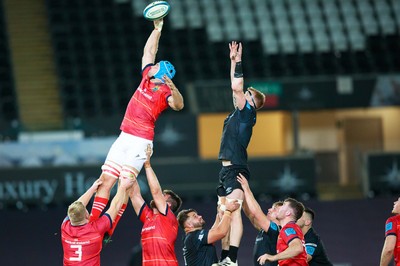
[
  {"xmin": 207, "ymin": 199, "xmax": 240, "ymax": 244},
  {"xmin": 165, "ymin": 76, "xmax": 184, "ymax": 111},
  {"xmin": 237, "ymin": 174, "xmax": 271, "ymax": 232},
  {"xmin": 143, "ymin": 144, "xmax": 168, "ymax": 214},
  {"xmin": 106, "ymin": 177, "xmax": 134, "ymax": 221},
  {"xmin": 142, "ymin": 19, "xmax": 163, "ymax": 68},
  {"xmin": 380, "ymin": 235, "xmax": 396, "ymax": 266},
  {"xmin": 77, "ymin": 178, "xmax": 102, "ymax": 207},
  {"xmin": 229, "ymin": 41, "xmax": 246, "ymax": 109},
  {"xmin": 129, "ymin": 180, "xmax": 145, "ymax": 215},
  {"xmin": 258, "ymin": 238, "xmax": 304, "ymax": 264}
]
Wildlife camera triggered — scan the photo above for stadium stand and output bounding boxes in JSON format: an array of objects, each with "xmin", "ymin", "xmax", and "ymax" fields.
[{"xmin": 42, "ymin": 0, "xmax": 399, "ymax": 125}]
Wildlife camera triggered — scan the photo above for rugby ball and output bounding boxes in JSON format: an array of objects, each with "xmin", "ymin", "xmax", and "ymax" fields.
[{"xmin": 143, "ymin": 1, "xmax": 171, "ymax": 21}]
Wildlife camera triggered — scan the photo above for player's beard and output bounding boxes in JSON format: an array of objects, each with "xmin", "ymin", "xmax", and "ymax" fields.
[{"xmin": 192, "ymin": 220, "xmax": 206, "ymax": 228}]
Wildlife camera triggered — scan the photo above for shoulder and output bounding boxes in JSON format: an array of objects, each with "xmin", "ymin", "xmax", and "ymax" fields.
[
  {"xmin": 282, "ymin": 223, "xmax": 301, "ymax": 237},
  {"xmin": 385, "ymin": 215, "xmax": 399, "ymax": 228},
  {"xmin": 139, "ymin": 204, "xmax": 152, "ymax": 218},
  {"xmin": 270, "ymin": 221, "xmax": 279, "ymax": 231},
  {"xmin": 305, "ymin": 228, "xmax": 319, "ymax": 242},
  {"xmin": 385, "ymin": 216, "xmax": 400, "ymax": 234},
  {"xmin": 142, "ymin": 64, "xmax": 154, "ymax": 74},
  {"xmin": 238, "ymin": 102, "xmax": 256, "ymax": 119},
  {"xmin": 185, "ymin": 229, "xmax": 204, "ymax": 241}
]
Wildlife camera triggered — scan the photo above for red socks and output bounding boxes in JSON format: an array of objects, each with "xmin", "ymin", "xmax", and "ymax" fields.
[
  {"xmin": 107, "ymin": 203, "xmax": 127, "ymax": 236},
  {"xmin": 90, "ymin": 196, "xmax": 109, "ymax": 222}
]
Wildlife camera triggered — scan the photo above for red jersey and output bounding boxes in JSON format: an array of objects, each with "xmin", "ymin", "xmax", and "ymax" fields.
[
  {"xmin": 120, "ymin": 65, "xmax": 171, "ymax": 140},
  {"xmin": 61, "ymin": 214, "xmax": 111, "ymax": 265},
  {"xmin": 139, "ymin": 204, "xmax": 179, "ymax": 266},
  {"xmin": 385, "ymin": 215, "xmax": 400, "ymax": 264},
  {"xmin": 277, "ymin": 222, "xmax": 308, "ymax": 266}
]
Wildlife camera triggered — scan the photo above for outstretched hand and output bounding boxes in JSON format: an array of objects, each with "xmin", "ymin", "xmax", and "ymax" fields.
[
  {"xmin": 257, "ymin": 253, "xmax": 275, "ymax": 265},
  {"xmin": 144, "ymin": 144, "xmax": 153, "ymax": 168},
  {"xmin": 229, "ymin": 41, "xmax": 242, "ymax": 62},
  {"xmin": 154, "ymin": 18, "xmax": 164, "ymax": 31}
]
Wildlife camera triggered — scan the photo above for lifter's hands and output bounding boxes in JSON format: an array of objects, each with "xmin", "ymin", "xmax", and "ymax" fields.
[
  {"xmin": 89, "ymin": 178, "xmax": 103, "ymax": 193},
  {"xmin": 119, "ymin": 174, "xmax": 135, "ymax": 190},
  {"xmin": 225, "ymin": 199, "xmax": 240, "ymax": 213},
  {"xmin": 229, "ymin": 41, "xmax": 242, "ymax": 62},
  {"xmin": 237, "ymin": 173, "xmax": 249, "ymax": 191}
]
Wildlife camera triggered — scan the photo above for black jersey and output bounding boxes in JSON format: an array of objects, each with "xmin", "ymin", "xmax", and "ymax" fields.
[
  {"xmin": 182, "ymin": 229, "xmax": 218, "ymax": 266},
  {"xmin": 304, "ymin": 228, "xmax": 333, "ymax": 266},
  {"xmin": 253, "ymin": 221, "xmax": 280, "ymax": 266},
  {"xmin": 218, "ymin": 102, "xmax": 256, "ymax": 165}
]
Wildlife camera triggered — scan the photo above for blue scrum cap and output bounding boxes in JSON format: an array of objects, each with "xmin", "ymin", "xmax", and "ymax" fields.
[{"xmin": 153, "ymin": 61, "xmax": 176, "ymax": 82}]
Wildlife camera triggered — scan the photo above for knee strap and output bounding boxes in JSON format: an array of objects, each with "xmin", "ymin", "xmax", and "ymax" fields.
[
  {"xmin": 226, "ymin": 198, "xmax": 243, "ymax": 209},
  {"xmin": 101, "ymin": 161, "xmax": 121, "ymax": 179},
  {"xmin": 121, "ymin": 166, "xmax": 137, "ymax": 180}
]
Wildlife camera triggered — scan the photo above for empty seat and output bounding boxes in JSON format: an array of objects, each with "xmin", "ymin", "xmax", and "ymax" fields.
[
  {"xmin": 391, "ymin": 0, "xmax": 400, "ymax": 27},
  {"xmin": 207, "ymin": 22, "xmax": 224, "ymax": 42},
  {"xmin": 170, "ymin": 1, "xmax": 186, "ymax": 29},
  {"xmin": 279, "ymin": 32, "xmax": 296, "ymax": 53},
  {"xmin": 296, "ymin": 30, "xmax": 314, "ymax": 53},
  {"xmin": 131, "ymin": 0, "xmax": 147, "ymax": 17},
  {"xmin": 261, "ymin": 33, "xmax": 279, "ymax": 54},
  {"xmin": 348, "ymin": 29, "xmax": 366, "ymax": 51},
  {"xmin": 183, "ymin": 0, "xmax": 203, "ymax": 29}
]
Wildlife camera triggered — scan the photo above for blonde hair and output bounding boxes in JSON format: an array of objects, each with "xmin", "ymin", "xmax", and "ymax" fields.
[
  {"xmin": 67, "ymin": 201, "xmax": 87, "ymax": 225},
  {"xmin": 247, "ymin": 87, "xmax": 266, "ymax": 110}
]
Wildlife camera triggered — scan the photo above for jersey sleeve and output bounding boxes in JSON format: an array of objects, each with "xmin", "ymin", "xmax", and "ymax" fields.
[
  {"xmin": 194, "ymin": 229, "xmax": 209, "ymax": 247},
  {"xmin": 165, "ymin": 206, "xmax": 176, "ymax": 223},
  {"xmin": 62, "ymin": 216, "xmax": 70, "ymax": 224},
  {"xmin": 238, "ymin": 102, "xmax": 255, "ymax": 122},
  {"xmin": 94, "ymin": 214, "xmax": 112, "ymax": 234},
  {"xmin": 141, "ymin": 64, "xmax": 153, "ymax": 76},
  {"xmin": 385, "ymin": 216, "xmax": 397, "ymax": 237},
  {"xmin": 139, "ymin": 204, "xmax": 151, "ymax": 223},
  {"xmin": 282, "ymin": 225, "xmax": 300, "ymax": 244},
  {"xmin": 304, "ymin": 233, "xmax": 319, "ymax": 256}
]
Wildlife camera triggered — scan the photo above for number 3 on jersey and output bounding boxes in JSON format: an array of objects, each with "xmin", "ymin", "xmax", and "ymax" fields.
[{"xmin": 70, "ymin": 244, "xmax": 82, "ymax": 261}]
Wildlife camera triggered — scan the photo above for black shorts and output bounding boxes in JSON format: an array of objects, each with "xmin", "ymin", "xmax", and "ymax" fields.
[{"xmin": 217, "ymin": 165, "xmax": 250, "ymax": 196}]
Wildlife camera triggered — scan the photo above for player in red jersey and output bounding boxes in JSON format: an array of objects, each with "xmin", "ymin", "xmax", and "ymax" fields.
[
  {"xmin": 129, "ymin": 145, "xmax": 182, "ymax": 266},
  {"xmin": 380, "ymin": 196, "xmax": 400, "ymax": 265},
  {"xmin": 61, "ymin": 176, "xmax": 134, "ymax": 265},
  {"xmin": 89, "ymin": 17, "xmax": 184, "ymax": 239},
  {"xmin": 257, "ymin": 198, "xmax": 307, "ymax": 266}
]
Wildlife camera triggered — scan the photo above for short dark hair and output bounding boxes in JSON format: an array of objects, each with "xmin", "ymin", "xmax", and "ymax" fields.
[
  {"xmin": 163, "ymin": 189, "xmax": 182, "ymax": 213},
  {"xmin": 177, "ymin": 209, "xmax": 196, "ymax": 229},
  {"xmin": 304, "ymin": 207, "xmax": 315, "ymax": 221},
  {"xmin": 284, "ymin": 198, "xmax": 305, "ymax": 221}
]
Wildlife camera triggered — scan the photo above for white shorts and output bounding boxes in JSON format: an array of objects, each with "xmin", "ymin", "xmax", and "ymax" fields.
[{"xmin": 103, "ymin": 132, "xmax": 152, "ymax": 176}]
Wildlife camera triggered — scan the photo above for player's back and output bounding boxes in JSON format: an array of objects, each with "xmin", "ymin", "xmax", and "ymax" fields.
[{"xmin": 61, "ymin": 216, "xmax": 110, "ymax": 265}]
